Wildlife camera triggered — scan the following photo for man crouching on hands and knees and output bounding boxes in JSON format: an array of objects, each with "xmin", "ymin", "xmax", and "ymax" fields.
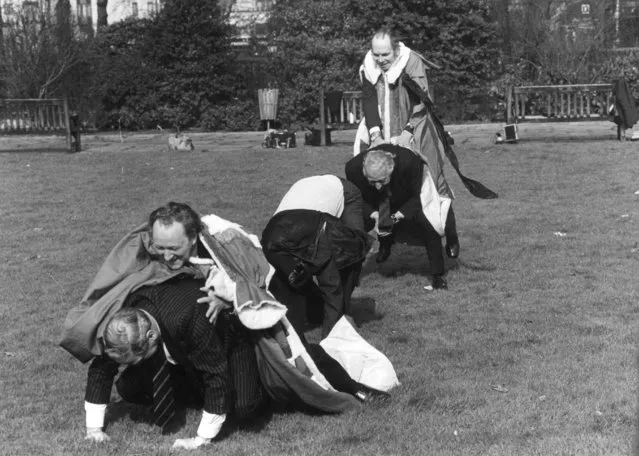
[
  {"xmin": 66, "ymin": 201, "xmax": 383, "ymax": 450},
  {"xmin": 81, "ymin": 203, "xmax": 268, "ymax": 449},
  {"xmin": 84, "ymin": 279, "xmax": 267, "ymax": 449}
]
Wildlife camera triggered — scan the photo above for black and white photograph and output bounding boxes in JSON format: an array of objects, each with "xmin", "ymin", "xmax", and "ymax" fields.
[{"xmin": 0, "ymin": 1, "xmax": 637, "ymax": 455}]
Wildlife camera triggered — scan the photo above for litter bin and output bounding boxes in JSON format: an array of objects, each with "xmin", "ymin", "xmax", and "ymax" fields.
[{"xmin": 258, "ymin": 88, "xmax": 279, "ymax": 129}]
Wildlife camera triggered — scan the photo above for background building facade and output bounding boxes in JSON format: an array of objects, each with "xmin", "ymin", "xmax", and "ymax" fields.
[{"xmin": 1, "ymin": 0, "xmax": 272, "ymax": 46}]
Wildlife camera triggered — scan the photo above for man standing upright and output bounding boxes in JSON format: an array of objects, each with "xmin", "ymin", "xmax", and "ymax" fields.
[
  {"xmin": 350, "ymin": 29, "xmax": 497, "ymax": 288},
  {"xmin": 354, "ymin": 29, "xmax": 460, "ymax": 268}
]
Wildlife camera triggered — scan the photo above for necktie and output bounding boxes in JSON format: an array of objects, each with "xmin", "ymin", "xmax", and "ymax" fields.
[
  {"xmin": 378, "ymin": 186, "xmax": 393, "ymax": 233},
  {"xmin": 151, "ymin": 350, "xmax": 175, "ymax": 430}
]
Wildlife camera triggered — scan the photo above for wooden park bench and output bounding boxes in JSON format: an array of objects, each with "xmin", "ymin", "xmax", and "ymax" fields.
[
  {"xmin": 0, "ymin": 97, "xmax": 81, "ymax": 152},
  {"xmin": 315, "ymin": 89, "xmax": 364, "ymax": 146},
  {"xmin": 315, "ymin": 57, "xmax": 442, "ymax": 146},
  {"xmin": 504, "ymin": 83, "xmax": 625, "ymax": 139}
]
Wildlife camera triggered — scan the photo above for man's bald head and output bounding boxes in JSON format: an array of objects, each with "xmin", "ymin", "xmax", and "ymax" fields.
[{"xmin": 371, "ymin": 30, "xmax": 399, "ymax": 72}]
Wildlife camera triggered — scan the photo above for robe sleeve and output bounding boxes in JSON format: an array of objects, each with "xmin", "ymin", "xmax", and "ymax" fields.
[
  {"xmin": 403, "ymin": 53, "xmax": 432, "ymax": 129},
  {"xmin": 361, "ymin": 70, "xmax": 382, "ymax": 136}
]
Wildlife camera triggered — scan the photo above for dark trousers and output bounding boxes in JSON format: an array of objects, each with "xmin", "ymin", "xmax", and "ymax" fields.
[
  {"xmin": 223, "ymin": 322, "xmax": 268, "ymax": 419},
  {"xmin": 116, "ymin": 323, "xmax": 267, "ymax": 420},
  {"xmin": 267, "ymin": 272, "xmax": 361, "ymax": 395},
  {"xmin": 379, "ymin": 206, "xmax": 457, "ymax": 276},
  {"xmin": 340, "ymin": 178, "xmax": 366, "ymax": 233},
  {"xmin": 339, "ymin": 262, "xmax": 362, "ymax": 316},
  {"xmin": 264, "ymin": 246, "xmax": 346, "ymax": 338}
]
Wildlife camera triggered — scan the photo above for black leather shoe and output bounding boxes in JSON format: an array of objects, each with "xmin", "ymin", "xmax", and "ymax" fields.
[
  {"xmin": 432, "ymin": 275, "xmax": 448, "ymax": 290},
  {"xmin": 376, "ymin": 240, "xmax": 392, "ymax": 263},
  {"xmin": 445, "ymin": 243, "xmax": 459, "ymax": 259},
  {"xmin": 353, "ymin": 384, "xmax": 391, "ymax": 404}
]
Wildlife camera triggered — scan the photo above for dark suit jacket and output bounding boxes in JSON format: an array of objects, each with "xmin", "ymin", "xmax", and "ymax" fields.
[
  {"xmin": 345, "ymin": 145, "xmax": 424, "ymax": 222},
  {"xmin": 262, "ymin": 209, "xmax": 371, "ymax": 272},
  {"xmin": 85, "ymin": 277, "xmax": 236, "ymax": 416}
]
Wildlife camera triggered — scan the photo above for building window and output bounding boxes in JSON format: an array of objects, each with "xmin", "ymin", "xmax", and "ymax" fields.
[
  {"xmin": 132, "ymin": 2, "xmax": 138, "ymax": 17},
  {"xmin": 77, "ymin": 0, "xmax": 91, "ymax": 20},
  {"xmin": 256, "ymin": 0, "xmax": 273, "ymax": 11},
  {"xmin": 22, "ymin": 1, "xmax": 39, "ymax": 21},
  {"xmin": 147, "ymin": 1, "xmax": 155, "ymax": 14}
]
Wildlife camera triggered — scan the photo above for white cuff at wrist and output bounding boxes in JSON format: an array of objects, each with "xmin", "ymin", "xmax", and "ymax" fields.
[
  {"xmin": 84, "ymin": 401, "xmax": 107, "ymax": 429},
  {"xmin": 196, "ymin": 411, "xmax": 226, "ymax": 439}
]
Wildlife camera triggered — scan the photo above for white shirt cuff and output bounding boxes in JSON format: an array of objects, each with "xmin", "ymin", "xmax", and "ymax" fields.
[
  {"xmin": 85, "ymin": 401, "xmax": 107, "ymax": 429},
  {"xmin": 369, "ymin": 126, "xmax": 381, "ymax": 135},
  {"xmin": 196, "ymin": 411, "xmax": 226, "ymax": 440}
]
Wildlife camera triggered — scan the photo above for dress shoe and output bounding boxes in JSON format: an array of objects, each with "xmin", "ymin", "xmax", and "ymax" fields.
[
  {"xmin": 376, "ymin": 240, "xmax": 392, "ymax": 263},
  {"xmin": 445, "ymin": 242, "xmax": 459, "ymax": 259},
  {"xmin": 432, "ymin": 275, "xmax": 448, "ymax": 290},
  {"xmin": 353, "ymin": 384, "xmax": 391, "ymax": 404}
]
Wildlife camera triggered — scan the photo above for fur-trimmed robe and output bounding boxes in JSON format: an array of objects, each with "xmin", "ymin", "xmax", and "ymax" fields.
[
  {"xmin": 354, "ymin": 42, "xmax": 453, "ymax": 235},
  {"xmin": 60, "ymin": 214, "xmax": 358, "ymax": 413}
]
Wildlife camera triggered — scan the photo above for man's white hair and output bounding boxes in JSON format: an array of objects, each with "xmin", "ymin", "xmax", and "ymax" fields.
[
  {"xmin": 103, "ymin": 308, "xmax": 154, "ymax": 364},
  {"xmin": 363, "ymin": 150, "xmax": 395, "ymax": 180}
]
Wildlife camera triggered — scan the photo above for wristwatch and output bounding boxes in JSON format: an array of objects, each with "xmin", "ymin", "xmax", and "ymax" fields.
[{"xmin": 404, "ymin": 122, "xmax": 414, "ymax": 134}]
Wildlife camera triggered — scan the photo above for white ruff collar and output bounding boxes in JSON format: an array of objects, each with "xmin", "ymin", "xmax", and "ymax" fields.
[{"xmin": 360, "ymin": 42, "xmax": 411, "ymax": 85}]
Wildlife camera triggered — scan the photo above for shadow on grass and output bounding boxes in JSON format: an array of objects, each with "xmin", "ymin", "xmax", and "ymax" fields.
[
  {"xmin": 510, "ymin": 134, "xmax": 617, "ymax": 143},
  {"xmin": 106, "ymin": 398, "xmax": 274, "ymax": 439},
  {"xmin": 0, "ymin": 147, "xmax": 74, "ymax": 153},
  {"xmin": 361, "ymin": 247, "xmax": 460, "ymax": 278},
  {"xmin": 361, "ymin": 247, "xmax": 430, "ymax": 278},
  {"xmin": 456, "ymin": 258, "xmax": 497, "ymax": 272},
  {"xmin": 106, "ymin": 401, "xmax": 151, "ymax": 428},
  {"xmin": 215, "ymin": 405, "xmax": 274, "ymax": 440},
  {"xmin": 350, "ymin": 296, "xmax": 383, "ymax": 326}
]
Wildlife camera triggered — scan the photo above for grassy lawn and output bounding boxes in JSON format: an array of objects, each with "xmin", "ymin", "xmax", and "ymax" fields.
[{"xmin": 0, "ymin": 121, "xmax": 636, "ymax": 455}]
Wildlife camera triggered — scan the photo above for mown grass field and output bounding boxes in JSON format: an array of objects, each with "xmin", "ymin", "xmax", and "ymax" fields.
[{"xmin": 0, "ymin": 121, "xmax": 637, "ymax": 455}]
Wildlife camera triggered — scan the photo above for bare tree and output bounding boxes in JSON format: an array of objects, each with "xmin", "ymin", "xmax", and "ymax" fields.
[
  {"xmin": 0, "ymin": 1, "xmax": 85, "ymax": 98},
  {"xmin": 490, "ymin": 0, "xmax": 617, "ymax": 85}
]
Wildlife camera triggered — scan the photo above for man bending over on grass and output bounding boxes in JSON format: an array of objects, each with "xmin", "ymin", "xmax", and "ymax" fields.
[
  {"xmin": 85, "ymin": 278, "xmax": 267, "ymax": 449},
  {"xmin": 263, "ymin": 175, "xmax": 390, "ymax": 404},
  {"xmin": 61, "ymin": 202, "xmax": 392, "ymax": 449},
  {"xmin": 263, "ymin": 174, "xmax": 371, "ymax": 337}
]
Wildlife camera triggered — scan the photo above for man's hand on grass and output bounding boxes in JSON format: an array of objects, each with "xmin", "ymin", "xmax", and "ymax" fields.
[
  {"xmin": 172, "ymin": 436, "xmax": 211, "ymax": 450},
  {"xmin": 85, "ymin": 428, "xmax": 110, "ymax": 442}
]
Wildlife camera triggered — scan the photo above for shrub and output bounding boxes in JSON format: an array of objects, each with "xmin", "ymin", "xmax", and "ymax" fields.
[{"xmin": 200, "ymin": 99, "xmax": 262, "ymax": 131}]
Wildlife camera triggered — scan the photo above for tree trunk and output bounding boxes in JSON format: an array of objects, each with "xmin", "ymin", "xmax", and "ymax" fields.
[{"xmin": 97, "ymin": 0, "xmax": 108, "ymax": 29}]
